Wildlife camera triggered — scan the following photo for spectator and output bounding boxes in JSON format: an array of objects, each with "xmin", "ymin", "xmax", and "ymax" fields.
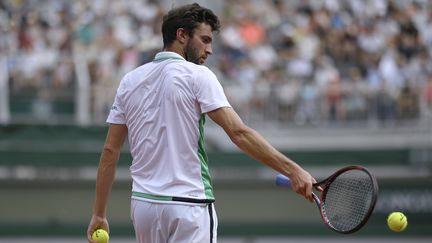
[
  {"xmin": 324, "ymin": 71, "xmax": 345, "ymax": 122},
  {"xmin": 396, "ymin": 85, "xmax": 419, "ymax": 120},
  {"xmin": 423, "ymin": 77, "xmax": 432, "ymax": 117}
]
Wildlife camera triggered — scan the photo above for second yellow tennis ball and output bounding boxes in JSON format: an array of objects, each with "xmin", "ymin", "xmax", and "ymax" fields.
[
  {"xmin": 92, "ymin": 229, "xmax": 109, "ymax": 243},
  {"xmin": 387, "ymin": 212, "xmax": 408, "ymax": 232}
]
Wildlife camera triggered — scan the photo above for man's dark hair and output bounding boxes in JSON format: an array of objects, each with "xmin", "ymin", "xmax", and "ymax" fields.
[{"xmin": 162, "ymin": 3, "xmax": 220, "ymax": 48}]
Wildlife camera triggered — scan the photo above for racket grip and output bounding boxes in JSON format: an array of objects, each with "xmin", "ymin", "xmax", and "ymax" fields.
[{"xmin": 275, "ymin": 174, "xmax": 292, "ymax": 188}]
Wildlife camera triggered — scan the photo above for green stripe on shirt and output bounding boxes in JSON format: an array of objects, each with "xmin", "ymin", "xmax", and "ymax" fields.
[{"xmin": 198, "ymin": 114, "xmax": 215, "ymax": 200}]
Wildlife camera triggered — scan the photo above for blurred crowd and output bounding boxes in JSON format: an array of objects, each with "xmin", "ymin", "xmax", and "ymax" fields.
[
  {"xmin": 0, "ymin": 0, "xmax": 164, "ymax": 122},
  {"xmin": 1, "ymin": 0, "xmax": 432, "ymax": 125},
  {"xmin": 218, "ymin": 0, "xmax": 432, "ymax": 125}
]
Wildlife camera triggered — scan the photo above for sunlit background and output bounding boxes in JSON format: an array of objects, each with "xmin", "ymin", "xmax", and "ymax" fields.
[{"xmin": 0, "ymin": 0, "xmax": 431, "ymax": 242}]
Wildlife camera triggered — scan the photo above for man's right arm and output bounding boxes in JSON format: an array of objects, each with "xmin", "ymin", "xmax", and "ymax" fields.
[
  {"xmin": 207, "ymin": 107, "xmax": 315, "ymax": 202},
  {"xmin": 87, "ymin": 124, "xmax": 128, "ymax": 243}
]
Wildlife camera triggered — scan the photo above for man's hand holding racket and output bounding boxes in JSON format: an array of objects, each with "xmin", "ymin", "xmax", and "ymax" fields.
[{"xmin": 284, "ymin": 165, "xmax": 317, "ymax": 203}]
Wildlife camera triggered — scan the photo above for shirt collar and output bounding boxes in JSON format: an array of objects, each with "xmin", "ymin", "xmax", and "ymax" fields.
[{"xmin": 154, "ymin": 51, "xmax": 186, "ymax": 62}]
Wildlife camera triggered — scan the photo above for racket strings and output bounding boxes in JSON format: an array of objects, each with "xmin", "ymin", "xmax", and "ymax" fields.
[{"xmin": 321, "ymin": 170, "xmax": 374, "ymax": 232}]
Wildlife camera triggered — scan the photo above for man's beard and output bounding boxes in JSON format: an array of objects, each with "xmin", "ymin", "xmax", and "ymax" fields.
[{"xmin": 184, "ymin": 41, "xmax": 202, "ymax": 65}]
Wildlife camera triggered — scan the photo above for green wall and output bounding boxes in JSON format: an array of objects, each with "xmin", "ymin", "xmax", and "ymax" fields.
[{"xmin": 1, "ymin": 125, "xmax": 431, "ymax": 237}]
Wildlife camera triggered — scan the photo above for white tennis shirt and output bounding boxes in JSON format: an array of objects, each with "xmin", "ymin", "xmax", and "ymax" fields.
[{"xmin": 107, "ymin": 52, "xmax": 231, "ymax": 203}]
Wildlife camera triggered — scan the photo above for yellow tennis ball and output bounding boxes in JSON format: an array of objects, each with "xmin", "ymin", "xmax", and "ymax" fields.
[
  {"xmin": 92, "ymin": 229, "xmax": 109, "ymax": 243},
  {"xmin": 387, "ymin": 212, "xmax": 408, "ymax": 232}
]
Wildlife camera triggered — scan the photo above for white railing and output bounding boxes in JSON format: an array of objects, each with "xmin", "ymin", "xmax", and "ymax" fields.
[
  {"xmin": 0, "ymin": 56, "xmax": 10, "ymax": 124},
  {"xmin": 73, "ymin": 45, "xmax": 91, "ymax": 126}
]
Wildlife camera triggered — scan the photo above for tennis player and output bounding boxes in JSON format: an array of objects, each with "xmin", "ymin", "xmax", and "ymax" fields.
[{"xmin": 87, "ymin": 3, "xmax": 315, "ymax": 243}]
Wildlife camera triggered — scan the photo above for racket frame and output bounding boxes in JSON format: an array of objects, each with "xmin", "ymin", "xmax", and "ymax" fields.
[{"xmin": 313, "ymin": 165, "xmax": 379, "ymax": 234}]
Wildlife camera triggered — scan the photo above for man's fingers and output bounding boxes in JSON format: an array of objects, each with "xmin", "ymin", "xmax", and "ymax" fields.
[
  {"xmin": 293, "ymin": 183, "xmax": 313, "ymax": 202},
  {"xmin": 305, "ymin": 181, "xmax": 314, "ymax": 202},
  {"xmin": 87, "ymin": 230, "xmax": 96, "ymax": 243}
]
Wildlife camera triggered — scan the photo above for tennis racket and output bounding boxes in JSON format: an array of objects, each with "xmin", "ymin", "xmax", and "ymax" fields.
[{"xmin": 276, "ymin": 165, "xmax": 378, "ymax": 234}]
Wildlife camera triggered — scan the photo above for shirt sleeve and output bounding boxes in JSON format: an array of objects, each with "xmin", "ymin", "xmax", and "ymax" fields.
[
  {"xmin": 106, "ymin": 77, "xmax": 127, "ymax": 124},
  {"xmin": 194, "ymin": 66, "xmax": 231, "ymax": 113}
]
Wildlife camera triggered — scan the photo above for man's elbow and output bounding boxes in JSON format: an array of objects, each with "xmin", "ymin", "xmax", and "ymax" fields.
[
  {"xmin": 101, "ymin": 146, "xmax": 121, "ymax": 164},
  {"xmin": 229, "ymin": 125, "xmax": 250, "ymax": 145},
  {"xmin": 103, "ymin": 145, "xmax": 120, "ymax": 155}
]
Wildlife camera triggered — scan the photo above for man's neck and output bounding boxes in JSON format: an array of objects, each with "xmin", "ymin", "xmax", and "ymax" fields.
[{"xmin": 164, "ymin": 44, "xmax": 186, "ymax": 59}]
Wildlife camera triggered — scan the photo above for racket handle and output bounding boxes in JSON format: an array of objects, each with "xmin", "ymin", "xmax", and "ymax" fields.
[{"xmin": 275, "ymin": 174, "xmax": 292, "ymax": 188}]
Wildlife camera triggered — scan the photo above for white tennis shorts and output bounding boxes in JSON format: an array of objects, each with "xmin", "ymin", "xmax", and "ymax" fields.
[{"xmin": 131, "ymin": 199, "xmax": 218, "ymax": 243}]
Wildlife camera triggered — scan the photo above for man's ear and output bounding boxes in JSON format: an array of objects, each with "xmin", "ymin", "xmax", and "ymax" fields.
[{"xmin": 176, "ymin": 28, "xmax": 189, "ymax": 44}]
